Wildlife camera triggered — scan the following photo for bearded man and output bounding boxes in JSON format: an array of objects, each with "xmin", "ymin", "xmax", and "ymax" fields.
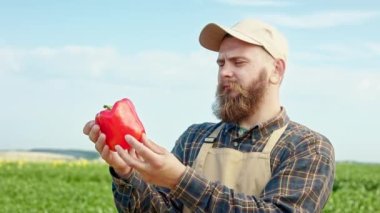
[{"xmin": 84, "ymin": 19, "xmax": 335, "ymax": 212}]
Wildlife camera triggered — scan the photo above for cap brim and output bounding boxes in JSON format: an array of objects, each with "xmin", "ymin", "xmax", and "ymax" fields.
[{"xmin": 199, "ymin": 23, "xmax": 263, "ymax": 52}]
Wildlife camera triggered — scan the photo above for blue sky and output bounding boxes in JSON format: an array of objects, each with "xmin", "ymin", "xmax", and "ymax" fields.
[{"xmin": 0, "ymin": 0, "xmax": 379, "ymax": 162}]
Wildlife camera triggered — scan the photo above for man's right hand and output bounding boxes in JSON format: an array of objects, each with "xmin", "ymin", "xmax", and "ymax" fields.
[{"xmin": 83, "ymin": 120, "xmax": 134, "ymax": 179}]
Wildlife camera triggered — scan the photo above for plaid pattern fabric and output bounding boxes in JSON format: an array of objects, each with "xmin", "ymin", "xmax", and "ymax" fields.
[{"xmin": 111, "ymin": 108, "xmax": 335, "ymax": 212}]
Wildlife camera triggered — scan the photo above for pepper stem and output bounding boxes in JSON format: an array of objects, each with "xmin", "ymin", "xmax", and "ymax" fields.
[{"xmin": 103, "ymin": 105, "xmax": 112, "ymax": 110}]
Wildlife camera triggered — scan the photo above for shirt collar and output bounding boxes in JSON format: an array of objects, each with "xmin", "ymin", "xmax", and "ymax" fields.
[{"xmin": 222, "ymin": 107, "xmax": 289, "ymax": 139}]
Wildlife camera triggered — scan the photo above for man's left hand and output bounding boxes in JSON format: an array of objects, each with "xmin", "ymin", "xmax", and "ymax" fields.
[{"xmin": 115, "ymin": 134, "xmax": 186, "ymax": 190}]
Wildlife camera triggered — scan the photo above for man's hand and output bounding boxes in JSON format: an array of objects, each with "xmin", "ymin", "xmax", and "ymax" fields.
[
  {"xmin": 82, "ymin": 120, "xmax": 134, "ymax": 178},
  {"xmin": 115, "ymin": 134, "xmax": 186, "ymax": 190}
]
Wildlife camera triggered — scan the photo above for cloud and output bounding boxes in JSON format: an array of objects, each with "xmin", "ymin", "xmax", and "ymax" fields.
[
  {"xmin": 215, "ymin": 0, "xmax": 292, "ymax": 6},
  {"xmin": 284, "ymin": 64, "xmax": 380, "ymax": 103},
  {"xmin": 1, "ymin": 45, "xmax": 379, "ymax": 102},
  {"xmin": 0, "ymin": 47, "xmax": 23, "ymax": 73},
  {"xmin": 263, "ymin": 11, "xmax": 379, "ymax": 29},
  {"xmin": 0, "ymin": 46, "xmax": 217, "ymax": 89},
  {"xmin": 355, "ymin": 76, "xmax": 380, "ymax": 101},
  {"xmin": 366, "ymin": 42, "xmax": 380, "ymax": 55},
  {"xmin": 117, "ymin": 50, "xmax": 216, "ymax": 88},
  {"xmin": 0, "ymin": 46, "xmax": 120, "ymax": 78},
  {"xmin": 292, "ymin": 42, "xmax": 380, "ymax": 62}
]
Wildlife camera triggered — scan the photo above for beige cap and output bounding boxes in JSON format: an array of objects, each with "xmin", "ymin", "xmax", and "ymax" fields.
[{"xmin": 199, "ymin": 19, "xmax": 288, "ymax": 62}]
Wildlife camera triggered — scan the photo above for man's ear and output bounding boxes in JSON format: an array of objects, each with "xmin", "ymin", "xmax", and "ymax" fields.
[{"xmin": 269, "ymin": 59, "xmax": 286, "ymax": 85}]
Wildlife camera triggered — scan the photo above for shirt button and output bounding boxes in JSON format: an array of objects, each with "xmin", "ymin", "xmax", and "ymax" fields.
[{"xmin": 233, "ymin": 142, "xmax": 239, "ymax": 147}]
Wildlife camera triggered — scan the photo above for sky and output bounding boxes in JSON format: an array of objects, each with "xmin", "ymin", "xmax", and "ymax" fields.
[{"xmin": 0, "ymin": 0, "xmax": 379, "ymax": 163}]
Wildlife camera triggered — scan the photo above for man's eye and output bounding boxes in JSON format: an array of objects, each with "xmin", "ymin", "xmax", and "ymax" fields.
[{"xmin": 235, "ymin": 61, "xmax": 245, "ymax": 66}]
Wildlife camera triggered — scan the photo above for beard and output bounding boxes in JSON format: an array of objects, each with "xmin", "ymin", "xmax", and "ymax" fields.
[{"xmin": 212, "ymin": 69, "xmax": 268, "ymax": 123}]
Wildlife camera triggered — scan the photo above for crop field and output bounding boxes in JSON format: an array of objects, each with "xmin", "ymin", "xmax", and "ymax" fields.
[
  {"xmin": 323, "ymin": 162, "xmax": 380, "ymax": 213},
  {"xmin": 0, "ymin": 160, "xmax": 115, "ymax": 212},
  {"xmin": 0, "ymin": 160, "xmax": 379, "ymax": 212}
]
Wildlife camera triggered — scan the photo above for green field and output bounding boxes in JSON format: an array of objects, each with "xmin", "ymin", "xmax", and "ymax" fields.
[
  {"xmin": 323, "ymin": 162, "xmax": 380, "ymax": 213},
  {"xmin": 1, "ymin": 160, "xmax": 379, "ymax": 212},
  {"xmin": 0, "ymin": 160, "xmax": 115, "ymax": 213}
]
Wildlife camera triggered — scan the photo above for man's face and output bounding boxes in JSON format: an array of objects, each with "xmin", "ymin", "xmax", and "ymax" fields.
[{"xmin": 212, "ymin": 37, "xmax": 272, "ymax": 123}]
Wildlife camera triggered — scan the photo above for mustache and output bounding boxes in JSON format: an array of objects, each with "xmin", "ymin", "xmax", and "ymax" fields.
[{"xmin": 217, "ymin": 81, "xmax": 249, "ymax": 97}]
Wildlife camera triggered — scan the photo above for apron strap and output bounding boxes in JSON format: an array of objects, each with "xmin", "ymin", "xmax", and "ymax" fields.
[
  {"xmin": 204, "ymin": 123, "xmax": 225, "ymax": 143},
  {"xmin": 192, "ymin": 124, "xmax": 225, "ymax": 173},
  {"xmin": 262, "ymin": 124, "xmax": 288, "ymax": 153}
]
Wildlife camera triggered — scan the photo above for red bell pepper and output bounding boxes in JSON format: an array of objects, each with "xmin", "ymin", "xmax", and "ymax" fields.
[{"xmin": 95, "ymin": 98, "xmax": 145, "ymax": 151}]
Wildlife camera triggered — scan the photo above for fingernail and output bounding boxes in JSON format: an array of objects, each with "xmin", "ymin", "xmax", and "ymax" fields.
[{"xmin": 125, "ymin": 135, "xmax": 133, "ymax": 144}]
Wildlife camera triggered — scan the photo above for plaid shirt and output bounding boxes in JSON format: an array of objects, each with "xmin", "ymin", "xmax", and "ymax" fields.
[{"xmin": 111, "ymin": 108, "xmax": 335, "ymax": 212}]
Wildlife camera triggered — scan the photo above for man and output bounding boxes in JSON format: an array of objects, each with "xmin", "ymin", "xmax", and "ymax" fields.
[{"xmin": 83, "ymin": 19, "xmax": 335, "ymax": 212}]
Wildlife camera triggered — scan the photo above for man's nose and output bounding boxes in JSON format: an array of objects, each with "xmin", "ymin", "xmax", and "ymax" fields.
[{"xmin": 219, "ymin": 64, "xmax": 233, "ymax": 78}]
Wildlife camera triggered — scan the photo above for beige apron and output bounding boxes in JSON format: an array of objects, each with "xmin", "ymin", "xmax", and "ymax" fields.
[{"xmin": 183, "ymin": 124, "xmax": 287, "ymax": 212}]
